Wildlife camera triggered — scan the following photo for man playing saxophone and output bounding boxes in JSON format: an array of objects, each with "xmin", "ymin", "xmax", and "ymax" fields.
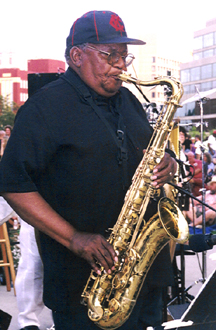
[{"xmin": 0, "ymin": 11, "xmax": 178, "ymax": 330}]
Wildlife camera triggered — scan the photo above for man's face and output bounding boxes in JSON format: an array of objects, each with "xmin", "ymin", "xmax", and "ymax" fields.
[{"xmin": 78, "ymin": 43, "xmax": 128, "ymax": 97}]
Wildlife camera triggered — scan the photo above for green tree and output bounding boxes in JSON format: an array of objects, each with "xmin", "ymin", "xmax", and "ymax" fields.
[{"xmin": 0, "ymin": 95, "xmax": 17, "ymax": 129}]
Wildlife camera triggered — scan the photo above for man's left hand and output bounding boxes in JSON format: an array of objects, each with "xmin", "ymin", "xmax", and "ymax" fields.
[{"xmin": 151, "ymin": 152, "xmax": 177, "ymax": 188}]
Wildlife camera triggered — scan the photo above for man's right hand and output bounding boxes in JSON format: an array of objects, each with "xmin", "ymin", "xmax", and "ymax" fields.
[
  {"xmin": 69, "ymin": 231, "xmax": 118, "ymax": 275},
  {"xmin": 1, "ymin": 191, "xmax": 118, "ymax": 274}
]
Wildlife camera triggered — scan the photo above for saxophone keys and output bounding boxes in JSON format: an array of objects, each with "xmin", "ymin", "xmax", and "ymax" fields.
[{"xmin": 108, "ymin": 298, "xmax": 120, "ymax": 312}]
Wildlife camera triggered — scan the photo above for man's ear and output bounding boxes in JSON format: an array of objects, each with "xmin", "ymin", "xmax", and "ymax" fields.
[{"xmin": 69, "ymin": 47, "xmax": 83, "ymax": 68}]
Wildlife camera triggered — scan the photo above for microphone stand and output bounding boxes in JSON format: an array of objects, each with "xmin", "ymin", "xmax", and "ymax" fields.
[
  {"xmin": 169, "ymin": 182, "xmax": 216, "ymax": 214},
  {"xmin": 194, "ymin": 85, "xmax": 209, "ymax": 281}
]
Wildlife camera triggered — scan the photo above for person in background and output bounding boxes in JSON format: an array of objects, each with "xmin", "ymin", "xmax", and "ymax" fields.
[
  {"xmin": 186, "ymin": 151, "xmax": 203, "ymax": 196},
  {"xmin": 186, "ymin": 176, "xmax": 216, "ymax": 227},
  {"xmin": 0, "ymin": 130, "xmax": 6, "ymax": 159},
  {"xmin": 207, "ymin": 130, "xmax": 216, "ymax": 156},
  {"xmin": 179, "ymin": 126, "xmax": 187, "ymax": 162},
  {"xmin": 191, "ymin": 136, "xmax": 196, "ymax": 154},
  {"xmin": 202, "ymin": 136, "xmax": 210, "ymax": 154},
  {"xmin": 0, "ymin": 11, "xmax": 177, "ymax": 330},
  {"xmin": 0, "ymin": 188, "xmax": 47, "ymax": 330},
  {"xmin": 16, "ymin": 220, "xmax": 51, "ymax": 330},
  {"xmin": 182, "ymin": 133, "xmax": 192, "ymax": 153},
  {"xmin": 2, "ymin": 125, "xmax": 12, "ymax": 155},
  {"xmin": 203, "ymin": 152, "xmax": 214, "ymax": 184},
  {"xmin": 4, "ymin": 125, "xmax": 12, "ymax": 138},
  {"xmin": 194, "ymin": 135, "xmax": 202, "ymax": 160}
]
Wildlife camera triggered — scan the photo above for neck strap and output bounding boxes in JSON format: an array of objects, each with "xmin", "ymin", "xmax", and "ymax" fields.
[{"xmin": 61, "ymin": 71, "xmax": 129, "ymax": 189}]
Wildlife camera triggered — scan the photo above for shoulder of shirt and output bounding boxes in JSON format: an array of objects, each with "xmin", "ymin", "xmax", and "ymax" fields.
[
  {"xmin": 15, "ymin": 76, "xmax": 75, "ymax": 122},
  {"xmin": 20, "ymin": 71, "xmax": 80, "ymax": 110}
]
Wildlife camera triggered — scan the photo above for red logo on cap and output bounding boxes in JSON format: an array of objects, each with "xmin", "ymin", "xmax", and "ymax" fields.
[{"xmin": 109, "ymin": 14, "xmax": 125, "ymax": 34}]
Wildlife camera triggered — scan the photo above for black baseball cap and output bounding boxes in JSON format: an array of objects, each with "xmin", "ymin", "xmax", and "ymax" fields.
[{"xmin": 66, "ymin": 11, "xmax": 146, "ymax": 47}]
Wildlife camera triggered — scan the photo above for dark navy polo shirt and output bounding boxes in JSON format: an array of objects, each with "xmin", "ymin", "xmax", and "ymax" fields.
[{"xmin": 0, "ymin": 68, "xmax": 172, "ymax": 311}]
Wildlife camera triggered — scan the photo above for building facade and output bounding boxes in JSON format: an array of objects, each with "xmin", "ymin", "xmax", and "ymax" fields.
[
  {"xmin": 0, "ymin": 58, "xmax": 65, "ymax": 109},
  {"xmin": 28, "ymin": 59, "xmax": 65, "ymax": 74},
  {"xmin": 0, "ymin": 68, "xmax": 28, "ymax": 107},
  {"xmin": 126, "ymin": 32, "xmax": 181, "ymax": 106},
  {"xmin": 178, "ymin": 18, "xmax": 216, "ymax": 129}
]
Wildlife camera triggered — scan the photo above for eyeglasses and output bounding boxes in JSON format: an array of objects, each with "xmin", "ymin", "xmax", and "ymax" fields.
[{"xmin": 86, "ymin": 45, "xmax": 135, "ymax": 67}]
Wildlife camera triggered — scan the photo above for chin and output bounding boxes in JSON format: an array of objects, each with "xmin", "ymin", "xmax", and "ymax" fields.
[{"xmin": 105, "ymin": 82, "xmax": 122, "ymax": 95}]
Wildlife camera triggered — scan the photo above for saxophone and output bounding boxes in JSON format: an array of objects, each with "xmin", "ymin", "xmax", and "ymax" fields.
[{"xmin": 81, "ymin": 74, "xmax": 189, "ymax": 329}]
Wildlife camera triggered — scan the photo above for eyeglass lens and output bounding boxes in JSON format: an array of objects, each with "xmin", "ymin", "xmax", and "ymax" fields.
[{"xmin": 108, "ymin": 52, "xmax": 134, "ymax": 67}]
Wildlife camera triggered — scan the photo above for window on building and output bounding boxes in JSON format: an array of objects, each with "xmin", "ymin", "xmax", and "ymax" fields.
[
  {"xmin": 201, "ymin": 81, "xmax": 212, "ymax": 91},
  {"xmin": 191, "ymin": 67, "xmax": 200, "ymax": 81},
  {"xmin": 203, "ymin": 49, "xmax": 214, "ymax": 58},
  {"xmin": 152, "ymin": 56, "xmax": 156, "ymax": 63},
  {"xmin": 193, "ymin": 52, "xmax": 202, "ymax": 60},
  {"xmin": 213, "ymin": 63, "xmax": 216, "ymax": 77},
  {"xmin": 201, "ymin": 64, "xmax": 212, "ymax": 79},
  {"xmin": 181, "ymin": 69, "xmax": 190, "ymax": 83},
  {"xmin": 189, "ymin": 85, "xmax": 196, "ymax": 94},
  {"xmin": 203, "ymin": 32, "xmax": 214, "ymax": 48},
  {"xmin": 1, "ymin": 80, "xmax": 13, "ymax": 104},
  {"xmin": 183, "ymin": 85, "xmax": 190, "ymax": 94},
  {"xmin": 193, "ymin": 36, "xmax": 202, "ymax": 50},
  {"xmin": 152, "ymin": 92, "xmax": 155, "ymax": 98}
]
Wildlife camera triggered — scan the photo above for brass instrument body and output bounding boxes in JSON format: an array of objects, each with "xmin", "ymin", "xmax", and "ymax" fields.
[{"xmin": 81, "ymin": 74, "xmax": 189, "ymax": 330}]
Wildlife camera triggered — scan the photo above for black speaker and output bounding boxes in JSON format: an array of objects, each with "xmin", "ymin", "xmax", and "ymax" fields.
[{"xmin": 28, "ymin": 73, "xmax": 64, "ymax": 97}]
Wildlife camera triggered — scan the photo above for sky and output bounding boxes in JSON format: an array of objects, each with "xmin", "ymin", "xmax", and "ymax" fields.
[{"xmin": 1, "ymin": 0, "xmax": 216, "ymax": 69}]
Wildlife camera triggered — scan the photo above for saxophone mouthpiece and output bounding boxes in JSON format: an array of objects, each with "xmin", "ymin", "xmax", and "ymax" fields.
[
  {"xmin": 118, "ymin": 73, "xmax": 138, "ymax": 85},
  {"xmin": 118, "ymin": 73, "xmax": 130, "ymax": 82}
]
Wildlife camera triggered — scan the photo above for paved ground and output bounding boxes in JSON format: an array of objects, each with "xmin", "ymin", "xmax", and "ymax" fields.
[
  {"xmin": 0, "ymin": 284, "xmax": 53, "ymax": 330},
  {"xmin": 0, "ymin": 246, "xmax": 216, "ymax": 330}
]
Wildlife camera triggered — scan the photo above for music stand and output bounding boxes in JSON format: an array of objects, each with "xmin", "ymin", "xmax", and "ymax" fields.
[
  {"xmin": 181, "ymin": 269, "xmax": 216, "ymax": 325},
  {"xmin": 155, "ymin": 269, "xmax": 216, "ymax": 329}
]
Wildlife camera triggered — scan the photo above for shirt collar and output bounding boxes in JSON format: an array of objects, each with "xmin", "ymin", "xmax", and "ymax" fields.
[{"xmin": 67, "ymin": 67, "xmax": 122, "ymax": 110}]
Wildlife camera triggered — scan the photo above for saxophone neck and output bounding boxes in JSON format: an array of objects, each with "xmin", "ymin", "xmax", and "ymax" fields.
[{"xmin": 118, "ymin": 73, "xmax": 184, "ymax": 104}]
